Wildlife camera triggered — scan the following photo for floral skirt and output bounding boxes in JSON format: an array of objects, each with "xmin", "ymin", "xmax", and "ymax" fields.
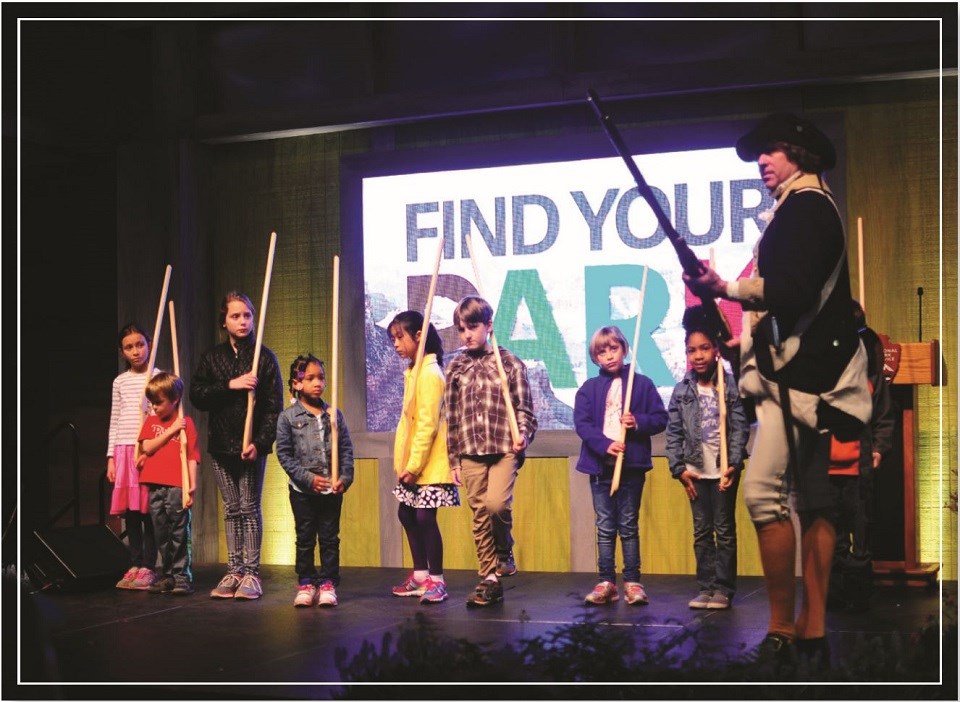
[{"xmin": 392, "ymin": 481, "xmax": 461, "ymax": 509}]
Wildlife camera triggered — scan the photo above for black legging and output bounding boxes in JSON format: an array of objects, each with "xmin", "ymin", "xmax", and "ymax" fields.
[{"xmin": 397, "ymin": 503, "xmax": 444, "ymax": 576}]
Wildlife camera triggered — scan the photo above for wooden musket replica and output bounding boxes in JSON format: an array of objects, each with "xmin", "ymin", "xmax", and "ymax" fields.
[
  {"xmin": 134, "ymin": 265, "xmax": 172, "ymax": 462},
  {"xmin": 399, "ymin": 234, "xmax": 445, "ymax": 469},
  {"xmin": 465, "ymin": 234, "xmax": 522, "ymax": 447},
  {"xmin": 168, "ymin": 301, "xmax": 191, "ymax": 509},
  {"xmin": 242, "ymin": 232, "xmax": 277, "ymax": 454},
  {"xmin": 611, "ymin": 266, "xmax": 648, "ymax": 496},
  {"xmin": 330, "ymin": 255, "xmax": 340, "ymax": 485}
]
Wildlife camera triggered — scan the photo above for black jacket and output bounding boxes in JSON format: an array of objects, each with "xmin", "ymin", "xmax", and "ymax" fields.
[
  {"xmin": 190, "ymin": 336, "xmax": 283, "ymax": 458},
  {"xmin": 755, "ymin": 189, "xmax": 860, "ymax": 396}
]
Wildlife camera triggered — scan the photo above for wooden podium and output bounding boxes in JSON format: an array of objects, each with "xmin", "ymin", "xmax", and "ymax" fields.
[{"xmin": 872, "ymin": 339, "xmax": 942, "ymax": 586}]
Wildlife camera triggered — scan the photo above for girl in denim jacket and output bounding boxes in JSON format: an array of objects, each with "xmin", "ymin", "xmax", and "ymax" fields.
[
  {"xmin": 665, "ymin": 309, "xmax": 750, "ymax": 610},
  {"xmin": 275, "ymin": 354, "xmax": 354, "ymax": 607}
]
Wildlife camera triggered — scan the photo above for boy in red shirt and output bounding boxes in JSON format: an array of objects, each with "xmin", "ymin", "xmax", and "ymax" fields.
[{"xmin": 138, "ymin": 372, "xmax": 200, "ymax": 595}]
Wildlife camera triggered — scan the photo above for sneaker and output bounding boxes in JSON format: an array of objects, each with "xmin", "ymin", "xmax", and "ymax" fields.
[
  {"xmin": 420, "ymin": 578, "xmax": 448, "ymax": 604},
  {"xmin": 234, "ymin": 573, "xmax": 263, "ymax": 600},
  {"xmin": 466, "ymin": 578, "xmax": 503, "ymax": 607},
  {"xmin": 147, "ymin": 575, "xmax": 175, "ymax": 594},
  {"xmin": 171, "ymin": 578, "xmax": 194, "ymax": 595},
  {"xmin": 391, "ymin": 572, "xmax": 427, "ymax": 597},
  {"xmin": 495, "ymin": 553, "xmax": 518, "ymax": 577},
  {"xmin": 707, "ymin": 592, "xmax": 731, "ymax": 609},
  {"xmin": 688, "ymin": 591, "xmax": 713, "ymax": 609},
  {"xmin": 624, "ymin": 581, "xmax": 649, "ymax": 605},
  {"xmin": 210, "ymin": 573, "xmax": 243, "ymax": 599},
  {"xmin": 294, "ymin": 583, "xmax": 318, "ymax": 607},
  {"xmin": 317, "ymin": 580, "xmax": 338, "ymax": 607},
  {"xmin": 584, "ymin": 581, "xmax": 618, "ymax": 605},
  {"xmin": 115, "ymin": 566, "xmax": 139, "ymax": 589},
  {"xmin": 129, "ymin": 567, "xmax": 158, "ymax": 591}
]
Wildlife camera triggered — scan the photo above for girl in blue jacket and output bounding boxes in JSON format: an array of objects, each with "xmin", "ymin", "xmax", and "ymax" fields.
[
  {"xmin": 665, "ymin": 308, "xmax": 750, "ymax": 610},
  {"xmin": 574, "ymin": 326, "xmax": 668, "ymax": 606}
]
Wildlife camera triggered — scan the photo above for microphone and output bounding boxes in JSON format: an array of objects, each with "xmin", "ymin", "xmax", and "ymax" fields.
[{"xmin": 917, "ymin": 286, "xmax": 924, "ymax": 342}]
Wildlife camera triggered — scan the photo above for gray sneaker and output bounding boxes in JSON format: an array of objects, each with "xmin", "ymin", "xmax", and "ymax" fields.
[
  {"xmin": 495, "ymin": 552, "xmax": 518, "ymax": 577},
  {"xmin": 210, "ymin": 573, "xmax": 243, "ymax": 599},
  {"xmin": 171, "ymin": 578, "xmax": 194, "ymax": 596},
  {"xmin": 147, "ymin": 575, "xmax": 175, "ymax": 594},
  {"xmin": 706, "ymin": 592, "xmax": 731, "ymax": 609},
  {"xmin": 234, "ymin": 573, "xmax": 263, "ymax": 600},
  {"xmin": 689, "ymin": 592, "xmax": 713, "ymax": 609}
]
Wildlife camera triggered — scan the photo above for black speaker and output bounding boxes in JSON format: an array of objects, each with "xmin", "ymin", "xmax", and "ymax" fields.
[{"xmin": 27, "ymin": 525, "xmax": 130, "ymax": 593}]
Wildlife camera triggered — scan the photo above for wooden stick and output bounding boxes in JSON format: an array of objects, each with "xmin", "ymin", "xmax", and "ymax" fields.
[
  {"xmin": 242, "ymin": 232, "xmax": 277, "ymax": 452},
  {"xmin": 857, "ymin": 217, "xmax": 865, "ymax": 311},
  {"xmin": 330, "ymin": 255, "xmax": 340, "ymax": 485},
  {"xmin": 134, "ymin": 265, "xmax": 172, "ymax": 462},
  {"xmin": 611, "ymin": 266, "xmax": 648, "ymax": 496},
  {"xmin": 464, "ymin": 234, "xmax": 522, "ymax": 447},
  {"xmin": 711, "ymin": 249, "xmax": 729, "ymax": 488},
  {"xmin": 399, "ymin": 233, "xmax": 445, "ymax": 469},
  {"xmin": 169, "ymin": 301, "xmax": 190, "ymax": 509}
]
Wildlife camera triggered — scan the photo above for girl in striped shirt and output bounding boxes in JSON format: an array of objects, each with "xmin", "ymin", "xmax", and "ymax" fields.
[{"xmin": 106, "ymin": 323, "xmax": 159, "ymax": 590}]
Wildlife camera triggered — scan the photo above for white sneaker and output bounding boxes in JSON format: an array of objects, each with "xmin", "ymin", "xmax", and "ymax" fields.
[
  {"xmin": 293, "ymin": 583, "xmax": 317, "ymax": 607},
  {"xmin": 317, "ymin": 580, "xmax": 338, "ymax": 607}
]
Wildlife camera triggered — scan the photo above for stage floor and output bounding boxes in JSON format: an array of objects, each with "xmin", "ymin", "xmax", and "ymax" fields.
[{"xmin": 13, "ymin": 564, "xmax": 956, "ymax": 699}]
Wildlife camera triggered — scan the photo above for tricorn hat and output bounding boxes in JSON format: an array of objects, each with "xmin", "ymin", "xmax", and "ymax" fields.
[{"xmin": 735, "ymin": 113, "xmax": 836, "ymax": 170}]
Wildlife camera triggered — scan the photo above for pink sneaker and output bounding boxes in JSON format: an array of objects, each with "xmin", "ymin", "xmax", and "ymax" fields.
[
  {"xmin": 624, "ymin": 582, "xmax": 649, "ymax": 605},
  {"xmin": 584, "ymin": 581, "xmax": 619, "ymax": 605},
  {"xmin": 317, "ymin": 580, "xmax": 338, "ymax": 607},
  {"xmin": 293, "ymin": 583, "xmax": 318, "ymax": 607},
  {"xmin": 115, "ymin": 566, "xmax": 139, "ymax": 589},
  {"xmin": 130, "ymin": 567, "xmax": 158, "ymax": 590},
  {"xmin": 419, "ymin": 578, "xmax": 448, "ymax": 604},
  {"xmin": 391, "ymin": 572, "xmax": 427, "ymax": 597}
]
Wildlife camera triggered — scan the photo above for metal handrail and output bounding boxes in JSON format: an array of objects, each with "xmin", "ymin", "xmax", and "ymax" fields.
[{"xmin": 43, "ymin": 422, "xmax": 81, "ymax": 530}]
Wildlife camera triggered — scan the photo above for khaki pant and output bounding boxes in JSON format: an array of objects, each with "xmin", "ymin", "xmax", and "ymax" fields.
[{"xmin": 460, "ymin": 453, "xmax": 520, "ymax": 577}]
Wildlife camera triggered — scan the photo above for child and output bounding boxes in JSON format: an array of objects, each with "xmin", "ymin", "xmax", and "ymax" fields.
[
  {"xmin": 444, "ymin": 296, "xmax": 538, "ymax": 607},
  {"xmin": 137, "ymin": 372, "xmax": 200, "ymax": 595},
  {"xmin": 574, "ymin": 325, "xmax": 668, "ymax": 606},
  {"xmin": 275, "ymin": 354, "xmax": 355, "ymax": 607},
  {"xmin": 665, "ymin": 307, "xmax": 750, "ymax": 610},
  {"xmin": 190, "ymin": 291, "xmax": 284, "ymax": 600},
  {"xmin": 106, "ymin": 323, "xmax": 159, "ymax": 591},
  {"xmin": 826, "ymin": 301, "xmax": 894, "ymax": 613},
  {"xmin": 387, "ymin": 311, "xmax": 460, "ymax": 605}
]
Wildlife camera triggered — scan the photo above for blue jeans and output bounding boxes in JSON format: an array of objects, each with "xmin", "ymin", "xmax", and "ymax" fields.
[
  {"xmin": 690, "ymin": 478, "xmax": 738, "ymax": 598},
  {"xmin": 289, "ymin": 486, "xmax": 343, "ymax": 586},
  {"xmin": 589, "ymin": 468, "xmax": 645, "ymax": 583}
]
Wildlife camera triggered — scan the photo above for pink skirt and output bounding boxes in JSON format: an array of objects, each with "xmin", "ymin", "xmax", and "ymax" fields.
[{"xmin": 109, "ymin": 444, "xmax": 150, "ymax": 515}]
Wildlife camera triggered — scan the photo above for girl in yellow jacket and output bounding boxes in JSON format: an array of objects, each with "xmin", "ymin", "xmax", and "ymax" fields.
[{"xmin": 388, "ymin": 310, "xmax": 461, "ymax": 604}]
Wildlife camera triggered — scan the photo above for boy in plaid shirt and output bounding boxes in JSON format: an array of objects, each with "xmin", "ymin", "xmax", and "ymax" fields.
[{"xmin": 444, "ymin": 296, "xmax": 538, "ymax": 607}]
